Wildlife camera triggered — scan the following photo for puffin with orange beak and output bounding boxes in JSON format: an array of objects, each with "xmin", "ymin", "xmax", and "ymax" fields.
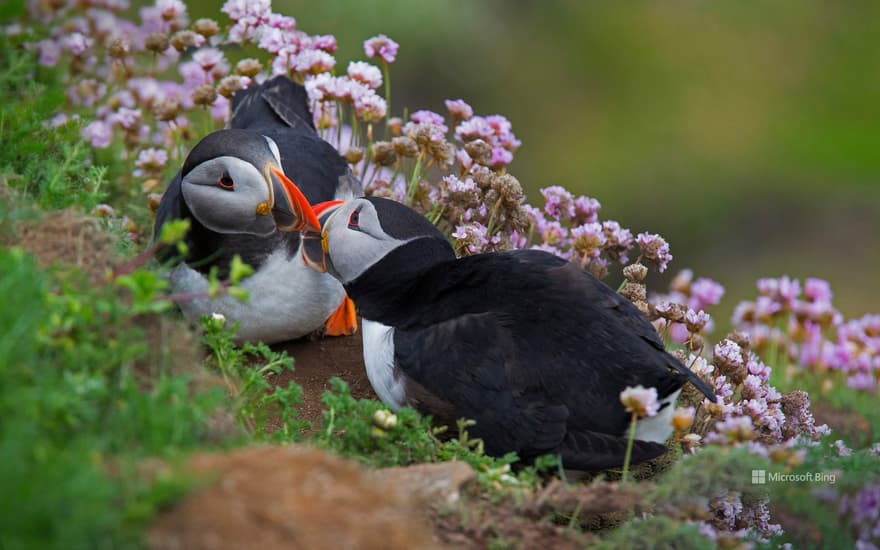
[
  {"xmin": 154, "ymin": 76, "xmax": 357, "ymax": 343},
  {"xmin": 295, "ymin": 194, "xmax": 717, "ymax": 470}
]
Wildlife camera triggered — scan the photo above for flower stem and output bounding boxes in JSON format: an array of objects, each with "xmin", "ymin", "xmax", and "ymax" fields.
[
  {"xmin": 621, "ymin": 411, "xmax": 638, "ymax": 483},
  {"xmin": 405, "ymin": 152, "xmax": 424, "ymax": 206},
  {"xmin": 382, "ymin": 60, "xmax": 391, "ymax": 122}
]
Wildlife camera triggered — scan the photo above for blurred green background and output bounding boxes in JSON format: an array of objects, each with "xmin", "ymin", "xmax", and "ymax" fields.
[{"xmin": 215, "ymin": 1, "xmax": 880, "ymax": 319}]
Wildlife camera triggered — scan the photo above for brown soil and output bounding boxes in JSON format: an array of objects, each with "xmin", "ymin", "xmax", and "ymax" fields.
[
  {"xmin": 147, "ymin": 446, "xmax": 442, "ymax": 550},
  {"xmin": 270, "ymin": 326, "xmax": 377, "ymax": 429},
  {"xmin": 6, "ymin": 207, "xmax": 121, "ymax": 282}
]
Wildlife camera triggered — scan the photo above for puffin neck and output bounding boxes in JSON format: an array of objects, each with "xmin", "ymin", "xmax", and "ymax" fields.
[{"xmin": 343, "ymin": 236, "xmax": 455, "ymax": 326}]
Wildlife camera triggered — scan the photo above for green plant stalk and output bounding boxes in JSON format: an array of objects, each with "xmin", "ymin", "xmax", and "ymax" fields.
[
  {"xmin": 405, "ymin": 152, "xmax": 424, "ymax": 206},
  {"xmin": 621, "ymin": 411, "xmax": 638, "ymax": 482},
  {"xmin": 382, "ymin": 60, "xmax": 391, "ymax": 122}
]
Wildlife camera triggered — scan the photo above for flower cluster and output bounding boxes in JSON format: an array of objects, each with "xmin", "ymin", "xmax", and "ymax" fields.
[
  {"xmin": 651, "ymin": 269, "xmax": 726, "ymax": 346},
  {"xmin": 835, "ymin": 484, "xmax": 880, "ymax": 546},
  {"xmin": 734, "ymin": 276, "xmax": 878, "ymax": 392},
  {"xmin": 669, "ymin": 332, "xmax": 829, "ymax": 542}
]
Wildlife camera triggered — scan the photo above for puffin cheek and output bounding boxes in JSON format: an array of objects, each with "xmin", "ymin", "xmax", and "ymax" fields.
[{"xmin": 301, "ymin": 234, "xmax": 328, "ymax": 273}]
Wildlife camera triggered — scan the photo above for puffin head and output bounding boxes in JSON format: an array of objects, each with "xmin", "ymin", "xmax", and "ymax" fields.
[
  {"xmin": 299, "ymin": 196, "xmax": 454, "ymax": 286},
  {"xmin": 179, "ymin": 129, "xmax": 319, "ymax": 236}
]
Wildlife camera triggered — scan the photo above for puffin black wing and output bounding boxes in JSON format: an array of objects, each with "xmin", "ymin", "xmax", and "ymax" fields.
[{"xmin": 388, "ymin": 249, "xmax": 713, "ymax": 470}]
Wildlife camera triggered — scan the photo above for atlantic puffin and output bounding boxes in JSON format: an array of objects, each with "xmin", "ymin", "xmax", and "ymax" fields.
[
  {"xmin": 154, "ymin": 76, "xmax": 357, "ymax": 343},
  {"xmin": 294, "ymin": 195, "xmax": 717, "ymax": 470}
]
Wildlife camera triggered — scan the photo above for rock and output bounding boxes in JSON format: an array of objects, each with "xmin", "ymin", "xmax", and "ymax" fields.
[
  {"xmin": 148, "ymin": 446, "xmax": 442, "ymax": 550},
  {"xmin": 376, "ymin": 461, "xmax": 476, "ymax": 506}
]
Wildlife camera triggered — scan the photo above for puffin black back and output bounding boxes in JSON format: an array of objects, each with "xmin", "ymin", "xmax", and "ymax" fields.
[{"xmin": 230, "ymin": 75, "xmax": 315, "ymax": 131}]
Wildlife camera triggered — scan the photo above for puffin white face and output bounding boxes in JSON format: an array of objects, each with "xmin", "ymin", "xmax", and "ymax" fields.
[
  {"xmin": 313, "ymin": 198, "xmax": 411, "ymax": 284},
  {"xmin": 181, "ymin": 156, "xmax": 274, "ymax": 235},
  {"xmin": 179, "ymin": 131, "xmax": 319, "ymax": 236}
]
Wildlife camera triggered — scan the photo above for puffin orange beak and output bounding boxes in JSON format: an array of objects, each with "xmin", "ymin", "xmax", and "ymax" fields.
[
  {"xmin": 268, "ymin": 165, "xmax": 321, "ymax": 232},
  {"xmin": 301, "ymin": 200, "xmax": 345, "ymax": 273}
]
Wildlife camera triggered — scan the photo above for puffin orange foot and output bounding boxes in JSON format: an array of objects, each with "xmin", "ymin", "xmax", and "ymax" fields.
[{"xmin": 324, "ymin": 295, "xmax": 358, "ymax": 336}]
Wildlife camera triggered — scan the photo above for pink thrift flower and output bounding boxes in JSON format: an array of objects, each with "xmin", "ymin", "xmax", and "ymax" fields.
[
  {"xmin": 690, "ymin": 278, "xmax": 725, "ymax": 310},
  {"xmin": 354, "ymin": 92, "xmax": 387, "ymax": 123},
  {"xmin": 445, "ymin": 99, "xmax": 474, "ymax": 120},
  {"xmin": 804, "ymin": 277, "xmax": 833, "ymax": 303},
  {"xmin": 636, "ymin": 232, "xmax": 672, "ymax": 273},
  {"xmin": 133, "ymin": 147, "xmax": 168, "ymax": 177},
  {"xmin": 257, "ymin": 27, "xmax": 292, "ymax": 54},
  {"xmin": 411, "ymin": 109, "xmax": 447, "ymax": 129},
  {"xmin": 82, "ymin": 120, "xmax": 113, "ymax": 148},
  {"xmin": 620, "ymin": 385, "xmax": 660, "ymax": 418},
  {"xmin": 310, "ymin": 34, "xmax": 338, "ymax": 53},
  {"xmin": 293, "ymin": 49, "xmax": 335, "ymax": 75},
  {"xmin": 347, "ymin": 61, "xmax": 382, "ymax": 89},
  {"xmin": 36, "ymin": 39, "xmax": 61, "ymax": 67},
  {"xmin": 832, "ymin": 439, "xmax": 852, "ymax": 457},
  {"xmin": 62, "ymin": 33, "xmax": 93, "ymax": 57},
  {"xmin": 48, "ymin": 113, "xmax": 69, "ymax": 128},
  {"xmin": 684, "ymin": 309, "xmax": 711, "ymax": 333},
  {"xmin": 156, "ymin": 0, "xmax": 188, "ymax": 28},
  {"xmin": 109, "ymin": 107, "xmax": 142, "ymax": 130},
  {"xmin": 221, "ymin": 0, "xmax": 271, "ymax": 22},
  {"xmin": 192, "ymin": 47, "xmax": 228, "ymax": 74},
  {"xmin": 452, "ymin": 222, "xmax": 497, "ymax": 255},
  {"xmin": 455, "ymin": 116, "xmax": 494, "ymax": 142},
  {"xmin": 706, "ymin": 416, "xmax": 754, "ymax": 445},
  {"xmin": 573, "ymin": 196, "xmax": 601, "ymax": 224},
  {"xmin": 490, "ymin": 146, "xmax": 513, "ymax": 166},
  {"xmin": 363, "ymin": 34, "xmax": 399, "ymax": 63},
  {"xmin": 540, "ymin": 186, "xmax": 575, "ymax": 220},
  {"xmin": 211, "ymin": 95, "xmax": 230, "ymax": 123},
  {"xmin": 570, "ymin": 222, "xmax": 606, "ymax": 258},
  {"xmin": 714, "ymin": 340, "xmax": 744, "ymax": 367},
  {"xmin": 266, "ymin": 12, "xmax": 297, "ymax": 30}
]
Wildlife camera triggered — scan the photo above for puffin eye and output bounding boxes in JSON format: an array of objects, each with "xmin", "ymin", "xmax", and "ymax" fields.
[
  {"xmin": 348, "ymin": 209, "xmax": 360, "ymax": 230},
  {"xmin": 218, "ymin": 171, "xmax": 234, "ymax": 190}
]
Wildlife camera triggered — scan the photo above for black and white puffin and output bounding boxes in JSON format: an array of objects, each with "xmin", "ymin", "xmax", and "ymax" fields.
[
  {"xmin": 294, "ymin": 195, "xmax": 717, "ymax": 470},
  {"xmin": 154, "ymin": 76, "xmax": 357, "ymax": 343}
]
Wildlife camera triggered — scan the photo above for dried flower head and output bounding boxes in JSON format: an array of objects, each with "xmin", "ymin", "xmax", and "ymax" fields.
[
  {"xmin": 191, "ymin": 83, "xmax": 217, "ymax": 107},
  {"xmin": 391, "ymin": 136, "xmax": 418, "ymax": 158},
  {"xmin": 193, "ymin": 18, "xmax": 220, "ymax": 38},
  {"xmin": 145, "ymin": 32, "xmax": 170, "ymax": 54},
  {"xmin": 623, "ymin": 263, "xmax": 648, "ymax": 283},
  {"xmin": 171, "ymin": 30, "xmax": 204, "ymax": 51},
  {"xmin": 342, "ymin": 147, "xmax": 364, "ymax": 165},
  {"xmin": 217, "ymin": 75, "xmax": 248, "ymax": 98},
  {"xmin": 106, "ymin": 35, "xmax": 130, "ymax": 59},
  {"xmin": 153, "ymin": 98, "xmax": 180, "ymax": 121},
  {"xmin": 235, "ymin": 58, "xmax": 263, "ymax": 78},
  {"xmin": 370, "ymin": 141, "xmax": 397, "ymax": 167},
  {"xmin": 464, "ymin": 139, "xmax": 492, "ymax": 165}
]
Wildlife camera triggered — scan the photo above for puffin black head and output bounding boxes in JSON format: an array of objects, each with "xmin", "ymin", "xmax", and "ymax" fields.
[
  {"xmin": 299, "ymin": 196, "xmax": 454, "ymax": 285},
  {"xmin": 180, "ymin": 129, "xmax": 319, "ymax": 236}
]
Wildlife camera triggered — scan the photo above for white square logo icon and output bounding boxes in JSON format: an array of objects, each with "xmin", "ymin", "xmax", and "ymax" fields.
[{"xmin": 751, "ymin": 469, "xmax": 766, "ymax": 484}]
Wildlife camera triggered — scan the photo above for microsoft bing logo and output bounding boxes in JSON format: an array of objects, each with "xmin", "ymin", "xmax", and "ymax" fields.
[{"xmin": 751, "ymin": 469, "xmax": 766, "ymax": 484}]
